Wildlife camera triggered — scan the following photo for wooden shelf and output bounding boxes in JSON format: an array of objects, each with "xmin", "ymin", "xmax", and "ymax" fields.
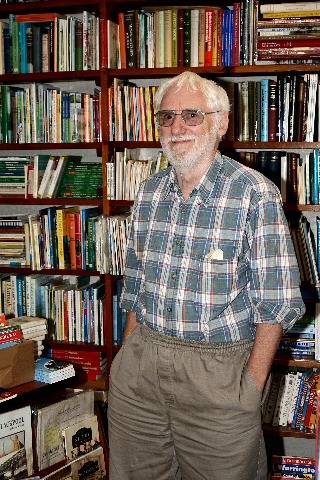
[
  {"xmin": 0, "ymin": 197, "xmax": 103, "ymax": 206},
  {"xmin": 108, "ymin": 64, "xmax": 320, "ymax": 78},
  {"xmin": 0, "ymin": 70, "xmax": 101, "ymax": 84},
  {"xmin": 284, "ymin": 204, "xmax": 320, "ymax": 212},
  {"xmin": 45, "ymin": 340, "xmax": 106, "ymax": 352},
  {"xmin": 110, "ymin": 140, "xmax": 320, "ymax": 150},
  {"xmin": 263, "ymin": 423, "xmax": 315, "ymax": 439},
  {"xmin": 0, "ymin": 266, "xmax": 103, "ymax": 275},
  {"xmin": 0, "ymin": 0, "xmax": 101, "ymax": 15},
  {"xmin": 0, "ymin": 142, "xmax": 101, "ymax": 150},
  {"xmin": 273, "ymin": 356, "xmax": 320, "ymax": 369}
]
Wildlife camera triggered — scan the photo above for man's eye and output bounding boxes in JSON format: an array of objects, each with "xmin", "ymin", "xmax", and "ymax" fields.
[
  {"xmin": 163, "ymin": 113, "xmax": 174, "ymax": 120},
  {"xmin": 185, "ymin": 111, "xmax": 198, "ymax": 119}
]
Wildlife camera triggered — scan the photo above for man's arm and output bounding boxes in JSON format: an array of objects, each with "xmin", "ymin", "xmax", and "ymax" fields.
[
  {"xmin": 247, "ymin": 323, "xmax": 282, "ymax": 391},
  {"xmin": 124, "ymin": 311, "xmax": 138, "ymax": 339}
]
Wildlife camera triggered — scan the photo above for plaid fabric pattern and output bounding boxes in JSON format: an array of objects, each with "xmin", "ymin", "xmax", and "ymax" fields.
[{"xmin": 120, "ymin": 153, "xmax": 305, "ymax": 342}]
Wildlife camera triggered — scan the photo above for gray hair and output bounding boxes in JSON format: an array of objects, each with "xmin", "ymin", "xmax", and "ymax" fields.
[{"xmin": 155, "ymin": 71, "xmax": 230, "ymax": 113}]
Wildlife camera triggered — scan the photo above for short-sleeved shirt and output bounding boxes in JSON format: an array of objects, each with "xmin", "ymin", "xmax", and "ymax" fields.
[{"xmin": 120, "ymin": 153, "xmax": 305, "ymax": 343}]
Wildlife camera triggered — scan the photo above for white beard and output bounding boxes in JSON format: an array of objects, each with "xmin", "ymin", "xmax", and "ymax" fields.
[{"xmin": 160, "ymin": 129, "xmax": 220, "ymax": 176}]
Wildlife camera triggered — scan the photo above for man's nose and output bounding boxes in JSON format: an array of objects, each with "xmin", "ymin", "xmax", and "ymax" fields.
[{"xmin": 171, "ymin": 114, "xmax": 187, "ymax": 134}]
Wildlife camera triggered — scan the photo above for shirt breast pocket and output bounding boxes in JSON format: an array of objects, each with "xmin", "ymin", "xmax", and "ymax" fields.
[{"xmin": 198, "ymin": 257, "xmax": 238, "ymax": 313}]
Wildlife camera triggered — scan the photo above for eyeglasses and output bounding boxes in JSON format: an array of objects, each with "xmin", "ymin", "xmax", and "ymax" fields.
[{"xmin": 155, "ymin": 109, "xmax": 221, "ymax": 127}]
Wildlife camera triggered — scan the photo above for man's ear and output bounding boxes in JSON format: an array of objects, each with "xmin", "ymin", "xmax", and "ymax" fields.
[{"xmin": 218, "ymin": 112, "xmax": 229, "ymax": 137}]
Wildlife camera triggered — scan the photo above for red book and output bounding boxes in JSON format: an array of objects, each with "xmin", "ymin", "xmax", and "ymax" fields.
[
  {"xmin": 0, "ymin": 328, "xmax": 23, "ymax": 344},
  {"xmin": 258, "ymin": 38, "xmax": 320, "ymax": 49},
  {"xmin": 232, "ymin": 3, "xmax": 241, "ymax": 66},
  {"xmin": 216, "ymin": 8, "xmax": 223, "ymax": 67},
  {"xmin": 204, "ymin": 9, "xmax": 213, "ymax": 66},
  {"xmin": 99, "ymin": 17, "xmax": 107, "ymax": 69},
  {"xmin": 118, "ymin": 12, "xmax": 127, "ymax": 69},
  {"xmin": 268, "ymin": 80, "xmax": 278, "ymax": 142},
  {"xmin": 66, "ymin": 212, "xmax": 77, "ymax": 270},
  {"xmin": 74, "ymin": 211, "xmax": 82, "ymax": 269},
  {"xmin": 177, "ymin": 9, "xmax": 184, "ymax": 67}
]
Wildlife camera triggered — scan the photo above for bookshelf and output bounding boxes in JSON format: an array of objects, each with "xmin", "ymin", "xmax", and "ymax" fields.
[{"xmin": 1, "ymin": 0, "xmax": 320, "ymax": 475}]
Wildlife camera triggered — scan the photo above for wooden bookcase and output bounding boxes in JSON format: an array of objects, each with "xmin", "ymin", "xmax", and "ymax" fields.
[{"xmin": 0, "ymin": 0, "xmax": 319, "ymax": 475}]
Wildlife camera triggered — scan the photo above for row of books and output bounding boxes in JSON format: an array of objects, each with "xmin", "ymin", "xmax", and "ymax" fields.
[
  {"xmin": 257, "ymin": 2, "xmax": 320, "ymax": 64},
  {"xmin": 0, "ymin": 275, "xmax": 105, "ymax": 345},
  {"xmin": 0, "ymin": 83, "xmax": 101, "ymax": 144},
  {"xmin": 0, "ymin": 391, "xmax": 106, "ymax": 476},
  {"xmin": 109, "ymin": 78, "xmax": 158, "ymax": 142},
  {"xmin": 112, "ymin": 277, "xmax": 126, "ymax": 345},
  {"xmin": 46, "ymin": 346, "xmax": 107, "ymax": 382},
  {"xmin": 0, "ymin": 209, "xmax": 127, "ymax": 274},
  {"xmin": 238, "ymin": 149, "xmax": 320, "ymax": 207},
  {"xmin": 107, "ymin": 149, "xmax": 168, "ymax": 200},
  {"xmin": 0, "ymin": 11, "xmax": 99, "ymax": 75},
  {"xmin": 263, "ymin": 369, "xmax": 320, "ymax": 432},
  {"xmin": 108, "ymin": 7, "xmax": 239, "ymax": 70},
  {"xmin": 0, "ymin": 155, "xmax": 102, "ymax": 199},
  {"xmin": 289, "ymin": 215, "xmax": 320, "ymax": 287},
  {"xmin": 278, "ymin": 304, "xmax": 320, "ymax": 360},
  {"xmin": 270, "ymin": 455, "xmax": 315, "ymax": 479},
  {"xmin": 233, "ymin": 74, "xmax": 319, "ymax": 143}
]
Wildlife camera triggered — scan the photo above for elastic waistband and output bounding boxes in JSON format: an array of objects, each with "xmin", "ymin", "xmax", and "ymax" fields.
[{"xmin": 139, "ymin": 324, "xmax": 253, "ymax": 354}]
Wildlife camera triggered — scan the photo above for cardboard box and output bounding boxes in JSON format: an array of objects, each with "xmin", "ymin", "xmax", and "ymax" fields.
[{"xmin": 0, "ymin": 341, "xmax": 35, "ymax": 388}]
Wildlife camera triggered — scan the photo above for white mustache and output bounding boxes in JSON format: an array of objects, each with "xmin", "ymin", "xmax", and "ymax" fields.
[{"xmin": 161, "ymin": 135, "xmax": 196, "ymax": 143}]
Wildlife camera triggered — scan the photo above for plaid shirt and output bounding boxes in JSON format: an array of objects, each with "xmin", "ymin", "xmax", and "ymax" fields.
[{"xmin": 120, "ymin": 153, "xmax": 305, "ymax": 342}]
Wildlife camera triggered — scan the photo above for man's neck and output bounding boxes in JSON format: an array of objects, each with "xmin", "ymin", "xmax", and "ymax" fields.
[{"xmin": 176, "ymin": 151, "xmax": 218, "ymax": 200}]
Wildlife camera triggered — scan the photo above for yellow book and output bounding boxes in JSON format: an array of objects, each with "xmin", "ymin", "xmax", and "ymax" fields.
[
  {"xmin": 164, "ymin": 10, "xmax": 172, "ymax": 67},
  {"xmin": 263, "ymin": 10, "xmax": 320, "ymax": 18},
  {"xmin": 56, "ymin": 208, "xmax": 66, "ymax": 269},
  {"xmin": 172, "ymin": 9, "xmax": 178, "ymax": 67}
]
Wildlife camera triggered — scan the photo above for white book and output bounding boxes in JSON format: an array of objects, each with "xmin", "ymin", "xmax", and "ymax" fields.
[
  {"xmin": 280, "ymin": 154, "xmax": 287, "ymax": 202},
  {"xmin": 46, "ymin": 156, "xmax": 67, "ymax": 198},
  {"xmin": 272, "ymin": 373, "xmax": 286, "ymax": 426},
  {"xmin": 278, "ymin": 372, "xmax": 295, "ymax": 426},
  {"xmin": 190, "ymin": 9, "xmax": 200, "ymax": 67},
  {"xmin": 37, "ymin": 158, "xmax": 57, "ymax": 198},
  {"xmin": 315, "ymin": 303, "xmax": 320, "ymax": 360},
  {"xmin": 260, "ymin": 2, "xmax": 320, "ymax": 13}
]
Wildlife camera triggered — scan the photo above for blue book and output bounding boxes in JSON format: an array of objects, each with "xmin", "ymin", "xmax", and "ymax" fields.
[
  {"xmin": 313, "ymin": 148, "xmax": 319, "ymax": 205},
  {"xmin": 19, "ymin": 22, "xmax": 28, "ymax": 74},
  {"xmin": 317, "ymin": 216, "xmax": 320, "ymax": 278},
  {"xmin": 260, "ymin": 79, "xmax": 269, "ymax": 142},
  {"xmin": 3, "ymin": 27, "xmax": 11, "ymax": 73}
]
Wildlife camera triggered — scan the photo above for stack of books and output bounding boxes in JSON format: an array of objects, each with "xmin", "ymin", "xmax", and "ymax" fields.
[
  {"xmin": 0, "ymin": 214, "xmax": 29, "ymax": 267},
  {"xmin": 270, "ymin": 455, "xmax": 315, "ymax": 479},
  {"xmin": 0, "ymin": 325, "xmax": 23, "ymax": 349},
  {"xmin": 0, "ymin": 157, "xmax": 31, "ymax": 196},
  {"xmin": 34, "ymin": 357, "xmax": 75, "ymax": 384},
  {"xmin": 257, "ymin": 2, "xmax": 320, "ymax": 64},
  {"xmin": 8, "ymin": 316, "xmax": 47, "ymax": 357},
  {"xmin": 47, "ymin": 346, "xmax": 107, "ymax": 381}
]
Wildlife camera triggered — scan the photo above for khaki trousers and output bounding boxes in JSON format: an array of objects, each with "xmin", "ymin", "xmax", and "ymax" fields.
[{"xmin": 108, "ymin": 324, "xmax": 267, "ymax": 480}]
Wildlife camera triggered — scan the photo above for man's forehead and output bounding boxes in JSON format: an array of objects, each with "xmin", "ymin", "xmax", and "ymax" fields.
[{"xmin": 160, "ymin": 85, "xmax": 208, "ymax": 109}]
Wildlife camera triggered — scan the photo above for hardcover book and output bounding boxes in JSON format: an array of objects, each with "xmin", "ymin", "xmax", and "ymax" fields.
[
  {"xmin": 63, "ymin": 414, "xmax": 100, "ymax": 461},
  {"xmin": 0, "ymin": 406, "xmax": 33, "ymax": 478}
]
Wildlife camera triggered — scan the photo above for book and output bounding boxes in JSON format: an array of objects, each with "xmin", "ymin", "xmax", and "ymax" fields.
[
  {"xmin": 70, "ymin": 446, "xmax": 106, "ymax": 479},
  {"xmin": 36, "ymin": 390, "xmax": 94, "ymax": 470},
  {"xmin": 34, "ymin": 357, "xmax": 76, "ymax": 383},
  {"xmin": 63, "ymin": 414, "xmax": 100, "ymax": 460},
  {"xmin": 0, "ymin": 406, "xmax": 33, "ymax": 477}
]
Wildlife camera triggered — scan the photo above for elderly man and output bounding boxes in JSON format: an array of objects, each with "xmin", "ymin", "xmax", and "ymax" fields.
[{"xmin": 108, "ymin": 72, "xmax": 305, "ymax": 480}]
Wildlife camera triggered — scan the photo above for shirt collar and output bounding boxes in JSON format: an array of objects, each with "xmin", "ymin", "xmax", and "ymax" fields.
[{"xmin": 162, "ymin": 152, "xmax": 224, "ymax": 205}]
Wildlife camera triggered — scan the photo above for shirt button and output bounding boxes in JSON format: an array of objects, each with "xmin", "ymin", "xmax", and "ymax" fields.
[{"xmin": 167, "ymin": 307, "xmax": 172, "ymax": 312}]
